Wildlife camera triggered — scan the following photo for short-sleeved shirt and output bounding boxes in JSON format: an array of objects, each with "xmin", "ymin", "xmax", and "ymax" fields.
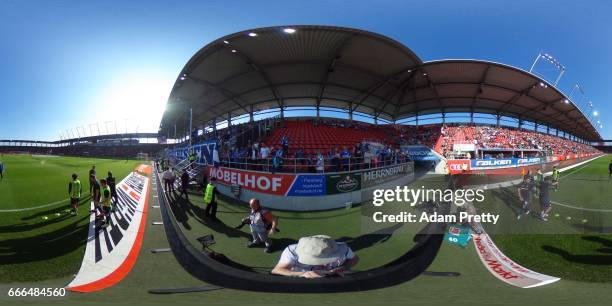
[
  {"xmin": 163, "ymin": 170, "xmax": 175, "ymax": 180},
  {"xmin": 260, "ymin": 147, "xmax": 270, "ymax": 159},
  {"xmin": 277, "ymin": 243, "xmax": 355, "ymax": 272}
]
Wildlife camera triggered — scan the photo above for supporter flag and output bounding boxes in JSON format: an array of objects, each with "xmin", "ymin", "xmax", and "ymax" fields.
[{"xmin": 212, "ymin": 145, "xmax": 220, "ymax": 167}]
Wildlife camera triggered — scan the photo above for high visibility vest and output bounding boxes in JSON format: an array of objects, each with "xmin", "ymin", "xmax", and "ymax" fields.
[
  {"xmin": 552, "ymin": 169, "xmax": 559, "ymax": 180},
  {"xmin": 70, "ymin": 180, "xmax": 81, "ymax": 198},
  {"xmin": 204, "ymin": 184, "xmax": 215, "ymax": 204},
  {"xmin": 100, "ymin": 185, "xmax": 112, "ymax": 207}
]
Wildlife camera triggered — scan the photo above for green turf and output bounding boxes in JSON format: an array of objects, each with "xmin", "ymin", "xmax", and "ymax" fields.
[
  {"xmin": 165, "ymin": 171, "xmax": 451, "ymax": 272},
  {"xmin": 170, "ymin": 193, "xmax": 418, "ymax": 272},
  {"xmin": 483, "ymin": 155, "xmax": 612, "ymax": 283},
  {"xmin": 0, "ymin": 154, "xmax": 141, "ymax": 282},
  {"xmin": 2, "ymin": 160, "xmax": 612, "ymax": 305}
]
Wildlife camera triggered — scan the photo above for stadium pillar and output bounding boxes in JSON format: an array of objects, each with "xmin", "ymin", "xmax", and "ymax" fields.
[
  {"xmin": 496, "ymin": 114, "xmax": 500, "ymax": 127},
  {"xmin": 470, "ymin": 112, "xmax": 474, "ymax": 124},
  {"xmin": 556, "ymin": 129, "xmax": 559, "ymax": 137},
  {"xmin": 316, "ymin": 106, "xmax": 320, "ymax": 118},
  {"xmin": 442, "ymin": 112, "xmax": 446, "ymax": 124},
  {"xmin": 249, "ymin": 105, "xmax": 254, "ymax": 122},
  {"xmin": 415, "ymin": 115, "xmax": 419, "ymax": 127},
  {"xmin": 518, "ymin": 118, "xmax": 523, "ymax": 130},
  {"xmin": 227, "ymin": 113, "xmax": 231, "ymax": 127},
  {"xmin": 189, "ymin": 108, "xmax": 193, "ymax": 149},
  {"xmin": 546, "ymin": 125, "xmax": 550, "ymax": 134}
]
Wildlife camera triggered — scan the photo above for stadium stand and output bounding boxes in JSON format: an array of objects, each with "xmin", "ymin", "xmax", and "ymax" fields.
[
  {"xmin": 171, "ymin": 117, "xmax": 601, "ymax": 170},
  {"xmin": 438, "ymin": 125, "xmax": 600, "ymax": 158}
]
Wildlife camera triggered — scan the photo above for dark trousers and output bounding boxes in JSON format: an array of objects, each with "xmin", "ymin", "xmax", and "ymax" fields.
[
  {"xmin": 205, "ymin": 201, "xmax": 217, "ymax": 218},
  {"xmin": 180, "ymin": 185, "xmax": 189, "ymax": 199},
  {"xmin": 164, "ymin": 179, "xmax": 173, "ymax": 192}
]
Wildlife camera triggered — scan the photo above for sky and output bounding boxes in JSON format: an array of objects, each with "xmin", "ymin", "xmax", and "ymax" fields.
[{"xmin": 0, "ymin": 0, "xmax": 610, "ymax": 141}]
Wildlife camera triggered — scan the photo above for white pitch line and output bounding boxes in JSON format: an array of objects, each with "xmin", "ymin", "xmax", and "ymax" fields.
[
  {"xmin": 0, "ymin": 198, "xmax": 69, "ymax": 213},
  {"xmin": 551, "ymin": 201, "xmax": 612, "ymax": 213},
  {"xmin": 558, "ymin": 155, "xmax": 604, "ymax": 179}
]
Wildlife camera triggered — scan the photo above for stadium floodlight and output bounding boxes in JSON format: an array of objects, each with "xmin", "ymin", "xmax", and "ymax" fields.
[
  {"xmin": 283, "ymin": 28, "xmax": 296, "ymax": 34},
  {"xmin": 248, "ymin": 32, "xmax": 258, "ymax": 37},
  {"xmin": 563, "ymin": 99, "xmax": 569, "ymax": 104},
  {"xmin": 593, "ymin": 111, "xmax": 599, "ymax": 116},
  {"xmin": 529, "ymin": 52, "xmax": 566, "ymax": 86},
  {"xmin": 231, "ymin": 49, "xmax": 237, "ymax": 53},
  {"xmin": 223, "ymin": 40, "xmax": 229, "ymax": 44}
]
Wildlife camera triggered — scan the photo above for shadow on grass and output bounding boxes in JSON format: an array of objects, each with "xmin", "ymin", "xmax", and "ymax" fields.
[
  {"xmin": 20, "ymin": 195, "xmax": 92, "ymax": 221},
  {"xmin": 582, "ymin": 236, "xmax": 612, "ymax": 254},
  {"xmin": 166, "ymin": 191, "xmax": 193, "ymax": 230},
  {"xmin": 542, "ymin": 236, "xmax": 612, "ymax": 265},
  {"xmin": 338, "ymin": 223, "xmax": 403, "ymax": 252},
  {"xmin": 0, "ymin": 215, "xmax": 89, "ymax": 264},
  {"xmin": 488, "ymin": 186, "xmax": 534, "ymax": 219}
]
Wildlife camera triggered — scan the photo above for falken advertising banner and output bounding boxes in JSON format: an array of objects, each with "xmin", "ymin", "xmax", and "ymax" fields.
[
  {"xmin": 473, "ymin": 233, "xmax": 560, "ymax": 288},
  {"xmin": 67, "ymin": 165, "xmax": 151, "ymax": 292},
  {"xmin": 401, "ymin": 145, "xmax": 440, "ymax": 161},
  {"xmin": 170, "ymin": 140, "xmax": 219, "ymax": 166},
  {"xmin": 470, "ymin": 157, "xmax": 542, "ymax": 170}
]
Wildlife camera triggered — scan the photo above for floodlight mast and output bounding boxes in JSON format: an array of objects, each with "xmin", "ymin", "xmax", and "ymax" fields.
[{"xmin": 528, "ymin": 52, "xmax": 566, "ymax": 86}]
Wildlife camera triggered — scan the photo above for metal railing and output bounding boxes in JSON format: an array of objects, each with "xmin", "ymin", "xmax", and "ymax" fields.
[{"xmin": 218, "ymin": 156, "xmax": 411, "ymax": 174}]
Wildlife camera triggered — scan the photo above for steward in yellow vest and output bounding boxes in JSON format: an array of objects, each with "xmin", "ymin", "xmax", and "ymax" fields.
[
  {"xmin": 204, "ymin": 177, "xmax": 219, "ymax": 220},
  {"xmin": 100, "ymin": 179, "xmax": 112, "ymax": 226},
  {"xmin": 68, "ymin": 173, "xmax": 82, "ymax": 215}
]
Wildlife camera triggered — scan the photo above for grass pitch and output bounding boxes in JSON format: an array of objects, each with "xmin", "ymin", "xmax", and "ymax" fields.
[
  {"xmin": 1, "ymin": 155, "xmax": 611, "ymax": 305},
  {"xmin": 0, "ymin": 154, "xmax": 140, "ymax": 282},
  {"xmin": 487, "ymin": 155, "xmax": 612, "ymax": 282}
]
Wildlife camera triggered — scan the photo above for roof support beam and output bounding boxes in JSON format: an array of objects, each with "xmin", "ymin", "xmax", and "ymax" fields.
[
  {"xmin": 471, "ymin": 64, "xmax": 490, "ymax": 109},
  {"xmin": 350, "ymin": 67, "xmax": 414, "ymax": 112},
  {"xmin": 316, "ymin": 34, "xmax": 356, "ymax": 109},
  {"xmin": 188, "ymin": 75, "xmax": 250, "ymax": 114},
  {"xmin": 227, "ymin": 47, "xmax": 285, "ymax": 109}
]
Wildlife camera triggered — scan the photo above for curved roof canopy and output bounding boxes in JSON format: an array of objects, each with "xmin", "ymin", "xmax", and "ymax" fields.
[{"xmin": 162, "ymin": 25, "xmax": 602, "ymax": 142}]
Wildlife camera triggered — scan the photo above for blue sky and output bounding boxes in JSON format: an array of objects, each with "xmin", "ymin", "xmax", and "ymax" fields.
[{"xmin": 0, "ymin": 0, "xmax": 610, "ymax": 141}]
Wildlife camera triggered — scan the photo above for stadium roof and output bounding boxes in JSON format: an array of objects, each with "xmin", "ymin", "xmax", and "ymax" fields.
[{"xmin": 161, "ymin": 25, "xmax": 602, "ymax": 142}]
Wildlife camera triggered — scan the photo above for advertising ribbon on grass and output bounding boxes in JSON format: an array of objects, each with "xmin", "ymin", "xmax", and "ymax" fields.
[
  {"xmin": 66, "ymin": 165, "xmax": 151, "ymax": 292},
  {"xmin": 473, "ymin": 232, "xmax": 560, "ymax": 288}
]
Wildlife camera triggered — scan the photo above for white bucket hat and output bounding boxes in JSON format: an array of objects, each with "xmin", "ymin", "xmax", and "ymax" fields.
[{"xmin": 295, "ymin": 235, "xmax": 347, "ymax": 266}]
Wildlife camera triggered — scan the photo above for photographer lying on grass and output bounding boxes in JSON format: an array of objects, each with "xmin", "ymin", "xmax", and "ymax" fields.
[{"xmin": 271, "ymin": 235, "xmax": 359, "ymax": 278}]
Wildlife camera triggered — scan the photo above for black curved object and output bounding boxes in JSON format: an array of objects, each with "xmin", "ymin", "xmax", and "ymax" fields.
[{"xmin": 155, "ymin": 172, "xmax": 447, "ymax": 293}]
